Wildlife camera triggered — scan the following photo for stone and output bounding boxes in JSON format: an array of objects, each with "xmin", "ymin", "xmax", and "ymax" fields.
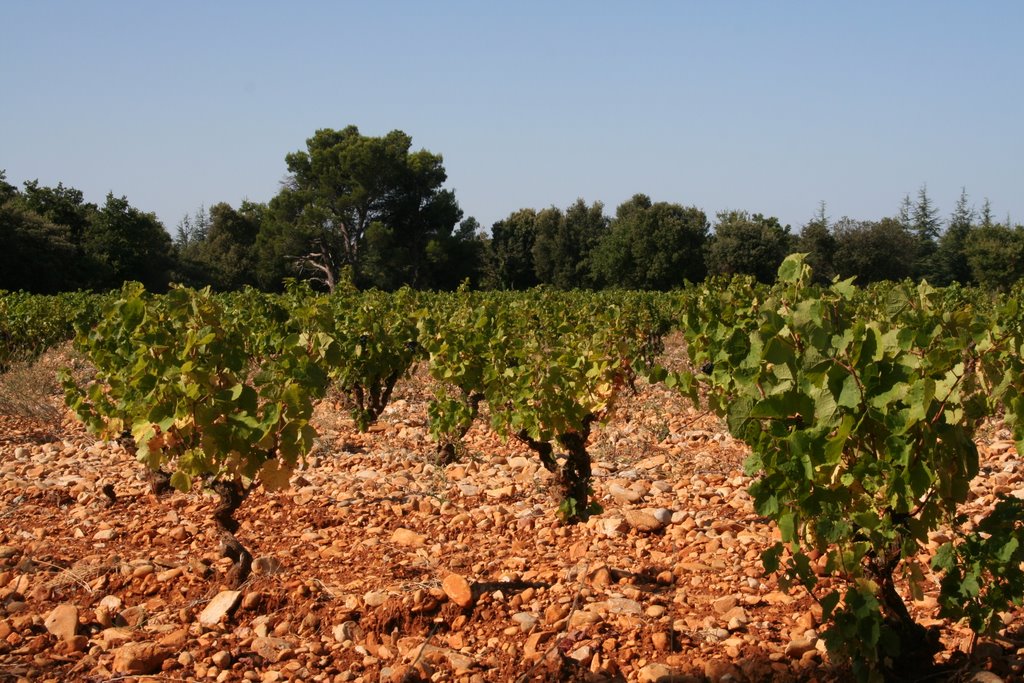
[
  {"xmin": 785, "ymin": 637, "xmax": 816, "ymax": 659},
  {"xmin": 156, "ymin": 566, "xmax": 184, "ymax": 582},
  {"xmin": 252, "ymin": 636, "xmax": 293, "ymax": 663},
  {"xmin": 523, "ymin": 630, "xmax": 554, "ymax": 659},
  {"xmin": 624, "ymin": 509, "xmax": 666, "ymax": 532},
  {"xmin": 390, "ymin": 528, "xmax": 426, "ymax": 548},
  {"xmin": 646, "ymin": 605, "xmax": 667, "ymax": 618},
  {"xmin": 442, "ymin": 573, "xmax": 474, "ymax": 608},
  {"xmin": 445, "ymin": 650, "xmax": 474, "ymax": 673},
  {"xmin": 637, "ymin": 662, "xmax": 676, "ymax": 683},
  {"xmin": 609, "ymin": 484, "xmax": 643, "ymax": 504},
  {"xmin": 605, "ymin": 598, "xmax": 643, "ymax": 615},
  {"xmin": 652, "ymin": 631, "xmax": 671, "ymax": 651},
  {"xmin": 119, "ymin": 605, "xmax": 147, "ymax": 627},
  {"xmin": 511, "ymin": 612, "xmax": 538, "ymax": 633},
  {"xmin": 599, "ymin": 516, "xmax": 630, "ymax": 538},
  {"xmin": 712, "ymin": 595, "xmax": 738, "ymax": 615},
  {"xmin": 212, "ymin": 650, "xmax": 232, "ymax": 668},
  {"xmin": 98, "ymin": 627, "xmax": 134, "ymax": 648},
  {"xmin": 43, "ymin": 603, "xmax": 78, "ymax": 641},
  {"xmin": 969, "ymin": 672, "xmax": 1004, "ymax": 683},
  {"xmin": 98, "ymin": 595, "xmax": 123, "ymax": 613},
  {"xmin": 569, "ymin": 645, "xmax": 592, "ymax": 662},
  {"xmin": 590, "ymin": 566, "xmax": 612, "ymax": 587},
  {"xmin": 650, "ymin": 508, "xmax": 673, "ymax": 525},
  {"xmin": 252, "ymin": 556, "xmax": 283, "ymax": 575},
  {"xmin": 333, "ymin": 620, "xmax": 362, "ymax": 643},
  {"xmin": 158, "ymin": 628, "xmax": 189, "ymax": 648},
  {"xmin": 54, "ymin": 634, "xmax": 89, "ymax": 654},
  {"xmin": 544, "ymin": 603, "xmax": 569, "ymax": 625},
  {"xmin": 197, "ymin": 590, "xmax": 242, "ymax": 627},
  {"xmin": 363, "ymin": 591, "xmax": 387, "ymax": 607},
  {"xmin": 112, "ymin": 642, "xmax": 172, "ymax": 675}
]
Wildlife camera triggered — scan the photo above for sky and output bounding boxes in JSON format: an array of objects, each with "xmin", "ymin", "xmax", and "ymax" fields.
[{"xmin": 2, "ymin": 2, "xmax": 1022, "ymax": 234}]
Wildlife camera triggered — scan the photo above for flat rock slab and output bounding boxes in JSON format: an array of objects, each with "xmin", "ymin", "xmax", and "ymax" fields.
[
  {"xmin": 197, "ymin": 590, "xmax": 242, "ymax": 627},
  {"xmin": 44, "ymin": 603, "xmax": 79, "ymax": 641},
  {"xmin": 112, "ymin": 642, "xmax": 172, "ymax": 675}
]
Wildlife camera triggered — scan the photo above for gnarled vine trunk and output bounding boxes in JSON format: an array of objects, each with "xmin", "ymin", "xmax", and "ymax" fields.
[
  {"xmin": 211, "ymin": 479, "xmax": 252, "ymax": 587},
  {"xmin": 518, "ymin": 414, "xmax": 596, "ymax": 523}
]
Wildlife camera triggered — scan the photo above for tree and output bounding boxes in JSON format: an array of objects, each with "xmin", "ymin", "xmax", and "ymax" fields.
[
  {"xmin": 0, "ymin": 170, "xmax": 19, "ymax": 205},
  {"xmin": 706, "ymin": 210, "xmax": 791, "ymax": 283},
  {"xmin": 484, "ymin": 209, "xmax": 540, "ymax": 290},
  {"xmin": 4, "ymin": 178, "xmax": 101, "ymax": 290},
  {"xmin": 268, "ymin": 126, "xmax": 461, "ymax": 291},
  {"xmin": 898, "ymin": 194, "xmax": 913, "ymax": 230},
  {"xmin": 176, "ymin": 202, "xmax": 264, "ymax": 290},
  {"xmin": 796, "ymin": 201, "xmax": 836, "ymax": 283},
  {"xmin": 0, "ymin": 201, "xmax": 78, "ymax": 293},
  {"xmin": 84, "ymin": 193, "xmax": 174, "ymax": 291},
  {"xmin": 934, "ymin": 188, "xmax": 975, "ymax": 285},
  {"xmin": 20, "ymin": 180, "xmax": 96, "ymax": 246},
  {"xmin": 980, "ymin": 198, "xmax": 994, "ymax": 228},
  {"xmin": 591, "ymin": 194, "xmax": 709, "ymax": 290},
  {"xmin": 831, "ymin": 217, "xmax": 917, "ymax": 284},
  {"xmin": 965, "ymin": 223, "xmax": 1024, "ymax": 290},
  {"xmin": 529, "ymin": 207, "xmax": 564, "ymax": 286},
  {"xmin": 173, "ymin": 205, "xmax": 211, "ymax": 252},
  {"xmin": 533, "ymin": 199, "xmax": 609, "ymax": 289},
  {"xmin": 911, "ymin": 184, "xmax": 942, "ymax": 281},
  {"xmin": 421, "ymin": 216, "xmax": 487, "ymax": 290}
]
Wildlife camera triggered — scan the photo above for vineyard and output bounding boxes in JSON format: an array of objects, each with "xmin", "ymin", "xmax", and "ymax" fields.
[{"xmin": 1, "ymin": 256, "xmax": 1023, "ymax": 682}]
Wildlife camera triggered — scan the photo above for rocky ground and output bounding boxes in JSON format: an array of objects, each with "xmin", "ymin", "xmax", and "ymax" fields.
[{"xmin": 0, "ymin": 349, "xmax": 1022, "ymax": 682}]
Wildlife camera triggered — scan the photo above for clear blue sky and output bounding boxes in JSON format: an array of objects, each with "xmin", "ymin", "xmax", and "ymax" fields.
[{"xmin": 3, "ymin": 2, "xmax": 1022, "ymax": 233}]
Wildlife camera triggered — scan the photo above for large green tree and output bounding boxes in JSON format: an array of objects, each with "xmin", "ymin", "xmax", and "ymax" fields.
[
  {"xmin": 84, "ymin": 193, "xmax": 174, "ymax": 291},
  {"xmin": 175, "ymin": 202, "xmax": 264, "ymax": 290},
  {"xmin": 484, "ymin": 208, "xmax": 541, "ymax": 290},
  {"xmin": 533, "ymin": 199, "xmax": 608, "ymax": 289},
  {"xmin": 706, "ymin": 210, "xmax": 791, "ymax": 283},
  {"xmin": 831, "ymin": 217, "xmax": 917, "ymax": 284},
  {"xmin": 0, "ymin": 201, "xmax": 78, "ymax": 293},
  {"xmin": 19, "ymin": 179, "xmax": 97, "ymax": 246},
  {"xmin": 267, "ymin": 126, "xmax": 462, "ymax": 290},
  {"xmin": 965, "ymin": 222, "xmax": 1024, "ymax": 291},
  {"xmin": 1, "ymin": 175, "xmax": 106, "ymax": 291},
  {"xmin": 591, "ymin": 194, "xmax": 708, "ymax": 290}
]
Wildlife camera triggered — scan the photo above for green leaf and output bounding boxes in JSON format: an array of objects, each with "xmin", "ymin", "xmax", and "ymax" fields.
[
  {"xmin": 820, "ymin": 590, "xmax": 841, "ymax": 621},
  {"xmin": 779, "ymin": 511, "xmax": 797, "ymax": 543},
  {"xmin": 169, "ymin": 470, "xmax": 192, "ymax": 492},
  {"xmin": 930, "ymin": 543, "xmax": 955, "ymax": 572}
]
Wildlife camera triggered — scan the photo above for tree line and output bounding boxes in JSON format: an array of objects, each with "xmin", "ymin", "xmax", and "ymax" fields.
[{"xmin": 3, "ymin": 125, "xmax": 1022, "ymax": 294}]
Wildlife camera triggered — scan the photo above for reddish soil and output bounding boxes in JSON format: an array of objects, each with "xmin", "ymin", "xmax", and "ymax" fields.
[{"xmin": 0, "ymin": 357, "xmax": 1022, "ymax": 682}]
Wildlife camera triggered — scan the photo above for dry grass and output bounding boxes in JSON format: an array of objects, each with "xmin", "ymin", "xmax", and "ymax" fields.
[{"xmin": 0, "ymin": 343, "xmax": 86, "ymax": 423}]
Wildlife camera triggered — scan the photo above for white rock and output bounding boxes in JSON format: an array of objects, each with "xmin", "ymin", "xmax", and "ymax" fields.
[
  {"xmin": 197, "ymin": 590, "xmax": 242, "ymax": 627},
  {"xmin": 600, "ymin": 516, "xmax": 629, "ymax": 538}
]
